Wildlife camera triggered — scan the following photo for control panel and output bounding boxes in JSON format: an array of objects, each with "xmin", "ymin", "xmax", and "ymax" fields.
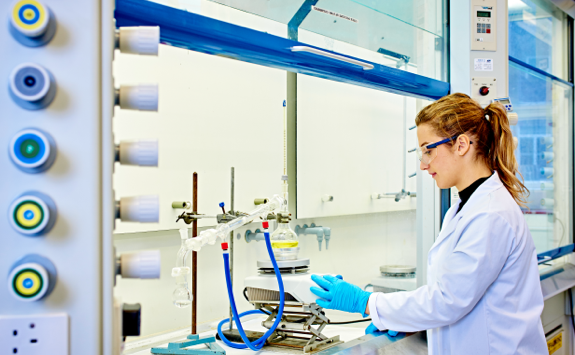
[
  {"xmin": 1, "ymin": 0, "xmax": 107, "ymax": 353},
  {"xmin": 471, "ymin": 0, "xmax": 497, "ymax": 51},
  {"xmin": 471, "ymin": 76, "xmax": 497, "ymax": 106},
  {"xmin": 1, "ymin": 0, "xmax": 160, "ymax": 354}
]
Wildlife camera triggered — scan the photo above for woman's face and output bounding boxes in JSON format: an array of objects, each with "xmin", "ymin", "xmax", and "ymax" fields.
[{"xmin": 417, "ymin": 123, "xmax": 460, "ymax": 189}]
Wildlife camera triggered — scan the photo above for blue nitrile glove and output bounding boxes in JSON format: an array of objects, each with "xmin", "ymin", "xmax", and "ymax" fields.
[
  {"xmin": 365, "ymin": 323, "xmax": 399, "ymax": 337},
  {"xmin": 365, "ymin": 322, "xmax": 379, "ymax": 334},
  {"xmin": 310, "ymin": 274, "xmax": 371, "ymax": 317}
]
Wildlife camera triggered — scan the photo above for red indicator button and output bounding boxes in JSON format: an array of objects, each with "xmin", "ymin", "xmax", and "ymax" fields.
[
  {"xmin": 479, "ymin": 86, "xmax": 490, "ymax": 96},
  {"xmin": 486, "ymin": 29, "xmax": 491, "ymax": 33}
]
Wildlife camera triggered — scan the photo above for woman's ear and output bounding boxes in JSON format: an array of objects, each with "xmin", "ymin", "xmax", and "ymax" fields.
[{"xmin": 455, "ymin": 135, "xmax": 472, "ymax": 156}]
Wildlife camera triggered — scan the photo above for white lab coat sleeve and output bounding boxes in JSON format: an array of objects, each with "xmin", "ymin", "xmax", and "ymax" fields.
[{"xmin": 369, "ymin": 213, "xmax": 515, "ymax": 332}]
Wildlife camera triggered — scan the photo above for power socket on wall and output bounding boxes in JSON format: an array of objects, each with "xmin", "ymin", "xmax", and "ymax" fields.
[{"xmin": 0, "ymin": 313, "xmax": 68, "ymax": 354}]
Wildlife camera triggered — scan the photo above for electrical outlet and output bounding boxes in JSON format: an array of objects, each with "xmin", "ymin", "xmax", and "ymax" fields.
[{"xmin": 0, "ymin": 313, "xmax": 68, "ymax": 354}]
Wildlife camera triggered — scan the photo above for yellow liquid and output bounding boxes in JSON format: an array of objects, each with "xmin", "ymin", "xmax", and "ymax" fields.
[{"xmin": 271, "ymin": 241, "xmax": 299, "ymax": 249}]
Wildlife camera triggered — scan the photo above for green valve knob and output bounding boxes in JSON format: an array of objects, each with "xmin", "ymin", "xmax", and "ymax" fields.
[
  {"xmin": 9, "ymin": 191, "xmax": 57, "ymax": 236},
  {"xmin": 8, "ymin": 254, "xmax": 57, "ymax": 302},
  {"xmin": 9, "ymin": 128, "xmax": 56, "ymax": 173}
]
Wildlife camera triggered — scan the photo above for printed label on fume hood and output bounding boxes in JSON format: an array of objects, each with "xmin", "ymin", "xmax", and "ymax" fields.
[
  {"xmin": 474, "ymin": 58, "xmax": 493, "ymax": 71},
  {"xmin": 312, "ymin": 6, "xmax": 358, "ymax": 23}
]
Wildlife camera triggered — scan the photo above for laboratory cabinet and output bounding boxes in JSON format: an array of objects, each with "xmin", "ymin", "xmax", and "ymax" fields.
[
  {"xmin": 541, "ymin": 292, "xmax": 572, "ymax": 355},
  {"xmin": 296, "ymin": 72, "xmax": 419, "ymax": 218}
]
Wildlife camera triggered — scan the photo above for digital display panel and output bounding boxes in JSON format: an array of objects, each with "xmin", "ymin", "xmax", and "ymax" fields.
[
  {"xmin": 498, "ymin": 99, "xmax": 510, "ymax": 104},
  {"xmin": 477, "ymin": 11, "xmax": 491, "ymax": 18}
]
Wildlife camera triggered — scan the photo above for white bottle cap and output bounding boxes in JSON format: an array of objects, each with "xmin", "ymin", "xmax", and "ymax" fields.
[
  {"xmin": 119, "ymin": 26, "xmax": 160, "ymax": 55},
  {"xmin": 119, "ymin": 195, "xmax": 160, "ymax": 223},
  {"xmin": 120, "ymin": 250, "xmax": 161, "ymax": 279},
  {"xmin": 119, "ymin": 140, "xmax": 159, "ymax": 166},
  {"xmin": 119, "ymin": 84, "xmax": 159, "ymax": 111}
]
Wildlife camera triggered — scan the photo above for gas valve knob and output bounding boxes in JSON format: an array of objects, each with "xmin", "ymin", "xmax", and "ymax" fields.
[
  {"xmin": 9, "ymin": 63, "xmax": 56, "ymax": 110},
  {"xmin": 8, "ymin": 254, "xmax": 57, "ymax": 302},
  {"xmin": 9, "ymin": 0, "xmax": 57, "ymax": 46}
]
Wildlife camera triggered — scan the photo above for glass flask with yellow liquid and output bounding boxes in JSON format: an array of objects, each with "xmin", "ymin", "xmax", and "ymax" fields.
[{"xmin": 270, "ymin": 211, "xmax": 299, "ymax": 260}]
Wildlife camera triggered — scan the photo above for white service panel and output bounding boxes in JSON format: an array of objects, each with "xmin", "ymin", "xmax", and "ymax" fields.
[
  {"xmin": 471, "ymin": 0, "xmax": 497, "ymax": 51},
  {"xmin": 297, "ymin": 74, "xmax": 418, "ymax": 219},
  {"xmin": 0, "ymin": 0, "xmax": 105, "ymax": 354}
]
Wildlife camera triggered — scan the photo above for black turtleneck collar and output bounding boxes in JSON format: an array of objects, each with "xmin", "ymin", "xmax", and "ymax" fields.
[{"xmin": 456, "ymin": 174, "xmax": 493, "ymax": 213}]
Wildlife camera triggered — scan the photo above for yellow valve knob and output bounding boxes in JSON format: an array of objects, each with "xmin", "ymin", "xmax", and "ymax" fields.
[{"xmin": 9, "ymin": 0, "xmax": 56, "ymax": 46}]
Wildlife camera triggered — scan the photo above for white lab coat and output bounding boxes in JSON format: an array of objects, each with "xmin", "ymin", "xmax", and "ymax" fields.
[{"xmin": 369, "ymin": 172, "xmax": 547, "ymax": 354}]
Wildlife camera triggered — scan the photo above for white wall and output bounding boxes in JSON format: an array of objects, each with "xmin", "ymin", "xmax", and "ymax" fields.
[{"xmin": 114, "ymin": 209, "xmax": 416, "ymax": 337}]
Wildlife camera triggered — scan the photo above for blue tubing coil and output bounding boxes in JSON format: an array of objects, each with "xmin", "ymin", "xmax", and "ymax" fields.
[{"xmin": 217, "ymin": 231, "xmax": 285, "ymax": 350}]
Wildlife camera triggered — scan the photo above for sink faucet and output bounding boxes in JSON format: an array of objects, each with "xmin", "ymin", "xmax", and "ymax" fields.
[{"xmin": 295, "ymin": 223, "xmax": 331, "ymax": 251}]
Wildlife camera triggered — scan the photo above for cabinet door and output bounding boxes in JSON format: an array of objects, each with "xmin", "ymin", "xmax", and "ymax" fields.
[{"xmin": 297, "ymin": 73, "xmax": 419, "ymax": 218}]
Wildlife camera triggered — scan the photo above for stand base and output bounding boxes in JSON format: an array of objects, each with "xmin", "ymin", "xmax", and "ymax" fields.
[{"xmin": 151, "ymin": 334, "xmax": 225, "ymax": 354}]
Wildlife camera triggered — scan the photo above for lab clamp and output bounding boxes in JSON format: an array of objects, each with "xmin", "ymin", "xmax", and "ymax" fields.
[
  {"xmin": 174, "ymin": 199, "xmax": 275, "ymax": 225},
  {"xmin": 172, "ymin": 196, "xmax": 285, "ymax": 307},
  {"xmin": 246, "ymin": 224, "xmax": 331, "ymax": 251}
]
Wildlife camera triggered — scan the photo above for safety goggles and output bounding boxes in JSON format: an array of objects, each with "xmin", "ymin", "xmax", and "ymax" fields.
[{"xmin": 416, "ymin": 135, "xmax": 459, "ymax": 165}]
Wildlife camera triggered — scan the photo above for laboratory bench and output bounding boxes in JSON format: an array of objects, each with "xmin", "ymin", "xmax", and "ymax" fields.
[{"xmin": 124, "ymin": 316, "xmax": 427, "ymax": 355}]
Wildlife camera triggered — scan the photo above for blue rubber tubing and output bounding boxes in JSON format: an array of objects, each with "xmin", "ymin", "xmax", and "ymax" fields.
[{"xmin": 217, "ymin": 231, "xmax": 285, "ymax": 350}]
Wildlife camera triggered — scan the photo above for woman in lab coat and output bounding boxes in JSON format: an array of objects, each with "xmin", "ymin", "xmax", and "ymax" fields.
[{"xmin": 311, "ymin": 93, "xmax": 548, "ymax": 354}]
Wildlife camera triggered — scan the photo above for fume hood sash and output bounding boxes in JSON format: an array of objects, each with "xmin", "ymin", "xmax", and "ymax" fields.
[{"xmin": 114, "ymin": 0, "xmax": 450, "ymax": 101}]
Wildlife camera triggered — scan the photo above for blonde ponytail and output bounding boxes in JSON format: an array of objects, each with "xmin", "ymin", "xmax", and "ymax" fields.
[
  {"xmin": 415, "ymin": 93, "xmax": 529, "ymax": 206},
  {"xmin": 484, "ymin": 102, "xmax": 528, "ymax": 206}
]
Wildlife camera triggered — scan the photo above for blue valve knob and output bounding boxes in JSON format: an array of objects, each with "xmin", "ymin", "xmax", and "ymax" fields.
[{"xmin": 219, "ymin": 202, "xmax": 225, "ymax": 208}]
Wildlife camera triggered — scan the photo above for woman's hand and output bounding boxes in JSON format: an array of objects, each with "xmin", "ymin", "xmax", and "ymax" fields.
[
  {"xmin": 310, "ymin": 274, "xmax": 371, "ymax": 317},
  {"xmin": 365, "ymin": 323, "xmax": 399, "ymax": 337}
]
